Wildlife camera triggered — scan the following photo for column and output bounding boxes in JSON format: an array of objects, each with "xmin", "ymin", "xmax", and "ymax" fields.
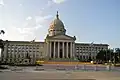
[
  {"xmin": 70, "ymin": 42, "xmax": 73, "ymax": 58},
  {"xmin": 9, "ymin": 45, "xmax": 12, "ymax": 63},
  {"xmin": 49, "ymin": 41, "xmax": 51, "ymax": 58},
  {"xmin": 2, "ymin": 43, "xmax": 8, "ymax": 62},
  {"xmin": 34, "ymin": 44, "xmax": 36, "ymax": 63},
  {"xmin": 72, "ymin": 42, "xmax": 75, "ymax": 58},
  {"xmin": 53, "ymin": 41, "xmax": 55, "ymax": 58},
  {"xmin": 47, "ymin": 41, "xmax": 49, "ymax": 58},
  {"xmin": 82, "ymin": 54, "xmax": 83, "ymax": 61},
  {"xmin": 58, "ymin": 42, "xmax": 60, "ymax": 58},
  {"xmin": 66, "ymin": 42, "xmax": 68, "ymax": 58},
  {"xmin": 35, "ymin": 43, "xmax": 38, "ymax": 62},
  {"xmin": 62, "ymin": 42, "xmax": 64, "ymax": 58}
]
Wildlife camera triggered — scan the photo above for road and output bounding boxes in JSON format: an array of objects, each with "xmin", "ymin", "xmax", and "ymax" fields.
[
  {"xmin": 0, "ymin": 64, "xmax": 120, "ymax": 80},
  {"xmin": 0, "ymin": 71, "xmax": 120, "ymax": 80}
]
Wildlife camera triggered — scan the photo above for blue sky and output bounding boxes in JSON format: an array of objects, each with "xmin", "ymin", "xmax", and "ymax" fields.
[{"xmin": 0, "ymin": 0, "xmax": 119, "ymax": 48}]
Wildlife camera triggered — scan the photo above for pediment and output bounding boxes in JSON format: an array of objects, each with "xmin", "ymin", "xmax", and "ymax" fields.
[
  {"xmin": 51, "ymin": 35, "xmax": 74, "ymax": 40},
  {"xmin": 45, "ymin": 34, "xmax": 76, "ymax": 41}
]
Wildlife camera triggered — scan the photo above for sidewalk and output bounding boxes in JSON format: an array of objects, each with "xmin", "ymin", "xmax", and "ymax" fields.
[{"xmin": 43, "ymin": 62, "xmax": 105, "ymax": 66}]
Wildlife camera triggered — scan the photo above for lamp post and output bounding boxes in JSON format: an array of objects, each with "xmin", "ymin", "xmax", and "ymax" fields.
[
  {"xmin": 113, "ymin": 48, "xmax": 116, "ymax": 66},
  {"xmin": 106, "ymin": 49, "xmax": 111, "ymax": 71},
  {"xmin": 106, "ymin": 49, "xmax": 113, "ymax": 71},
  {"xmin": 109, "ymin": 49, "xmax": 112, "ymax": 65}
]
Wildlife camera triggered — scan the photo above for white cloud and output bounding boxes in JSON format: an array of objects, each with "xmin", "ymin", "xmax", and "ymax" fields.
[
  {"xmin": 24, "ymin": 15, "xmax": 52, "ymax": 29},
  {"xmin": 35, "ymin": 25, "xmax": 42, "ymax": 29},
  {"xmin": 17, "ymin": 27, "xmax": 33, "ymax": 34},
  {"xmin": 19, "ymin": 4, "xmax": 23, "ymax": 6},
  {"xmin": 2, "ymin": 27, "xmax": 26, "ymax": 41},
  {"xmin": 47, "ymin": 0, "xmax": 53, "ymax": 7},
  {"xmin": 35, "ymin": 15, "xmax": 53, "ymax": 24},
  {"xmin": 52, "ymin": 0, "xmax": 66, "ymax": 4},
  {"xmin": 41, "ymin": 7, "xmax": 45, "ymax": 10},
  {"xmin": 39, "ymin": 10, "xmax": 45, "ymax": 16},
  {"xmin": 12, "ymin": 7, "xmax": 53, "ymax": 41},
  {"xmin": 26, "ymin": 16, "xmax": 32, "ymax": 20},
  {"xmin": 0, "ymin": 0, "xmax": 4, "ymax": 6},
  {"xmin": 47, "ymin": 0, "xmax": 66, "ymax": 7},
  {"xmin": 2, "ymin": 25, "xmax": 42, "ymax": 41},
  {"xmin": 14, "ymin": 15, "xmax": 52, "ymax": 40}
]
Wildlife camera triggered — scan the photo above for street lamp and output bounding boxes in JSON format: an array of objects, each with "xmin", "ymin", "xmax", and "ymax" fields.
[
  {"xmin": 105, "ymin": 49, "xmax": 107, "ymax": 63},
  {"xmin": 109, "ymin": 49, "xmax": 112, "ymax": 65},
  {"xmin": 113, "ymin": 48, "xmax": 116, "ymax": 66}
]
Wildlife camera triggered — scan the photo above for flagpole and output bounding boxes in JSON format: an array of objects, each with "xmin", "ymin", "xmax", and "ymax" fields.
[
  {"xmin": 90, "ymin": 41, "xmax": 94, "ymax": 62},
  {"xmin": 30, "ymin": 38, "xmax": 36, "ymax": 65}
]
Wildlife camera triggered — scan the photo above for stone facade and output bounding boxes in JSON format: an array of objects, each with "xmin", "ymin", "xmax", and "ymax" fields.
[
  {"xmin": 0, "ymin": 12, "xmax": 109, "ymax": 63},
  {"xmin": 75, "ymin": 43, "xmax": 108, "ymax": 61},
  {"xmin": 0, "ymin": 41, "xmax": 46, "ymax": 64}
]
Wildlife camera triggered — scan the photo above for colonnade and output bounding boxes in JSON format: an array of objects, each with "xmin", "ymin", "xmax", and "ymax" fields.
[{"xmin": 47, "ymin": 41, "xmax": 75, "ymax": 58}]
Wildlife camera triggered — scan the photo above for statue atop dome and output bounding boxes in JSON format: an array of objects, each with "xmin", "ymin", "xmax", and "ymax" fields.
[{"xmin": 56, "ymin": 11, "xmax": 59, "ymax": 19}]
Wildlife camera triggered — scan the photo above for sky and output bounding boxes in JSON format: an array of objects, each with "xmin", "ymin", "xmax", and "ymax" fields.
[{"xmin": 0, "ymin": 0, "xmax": 120, "ymax": 48}]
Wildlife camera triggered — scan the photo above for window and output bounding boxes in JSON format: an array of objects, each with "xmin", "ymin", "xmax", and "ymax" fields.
[
  {"xmin": 37, "ymin": 48, "xmax": 39, "ymax": 49},
  {"xmin": 37, "ymin": 45, "xmax": 39, "ymax": 47},
  {"xmin": 76, "ymin": 48, "xmax": 79, "ymax": 50}
]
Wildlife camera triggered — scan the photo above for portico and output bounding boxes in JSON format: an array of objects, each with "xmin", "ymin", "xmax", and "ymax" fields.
[
  {"xmin": 48, "ymin": 41, "xmax": 74, "ymax": 58},
  {"xmin": 46, "ymin": 34, "xmax": 76, "ymax": 59}
]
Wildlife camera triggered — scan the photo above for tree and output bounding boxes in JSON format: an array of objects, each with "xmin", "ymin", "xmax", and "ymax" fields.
[
  {"xmin": 105, "ymin": 49, "xmax": 114, "ymax": 62},
  {"xmin": 0, "ymin": 39, "xmax": 4, "ymax": 64},
  {"xmin": 0, "ymin": 30, "xmax": 5, "ymax": 64},
  {"xmin": 96, "ymin": 49, "xmax": 114, "ymax": 63},
  {"xmin": 0, "ymin": 30, "xmax": 5, "ymax": 35},
  {"xmin": 0, "ymin": 30, "xmax": 5, "ymax": 50},
  {"xmin": 96, "ymin": 50, "xmax": 105, "ymax": 61},
  {"xmin": 114, "ymin": 48, "xmax": 120, "ymax": 63},
  {"xmin": 0, "ymin": 40, "xmax": 3, "ymax": 49}
]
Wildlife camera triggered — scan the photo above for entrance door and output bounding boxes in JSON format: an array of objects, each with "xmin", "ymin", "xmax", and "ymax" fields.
[{"xmin": 60, "ymin": 49, "xmax": 62, "ymax": 58}]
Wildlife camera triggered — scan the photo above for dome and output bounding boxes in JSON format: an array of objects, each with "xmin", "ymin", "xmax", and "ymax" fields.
[
  {"xmin": 48, "ymin": 11, "xmax": 66, "ymax": 36},
  {"xmin": 49, "ymin": 12, "xmax": 65, "ymax": 30}
]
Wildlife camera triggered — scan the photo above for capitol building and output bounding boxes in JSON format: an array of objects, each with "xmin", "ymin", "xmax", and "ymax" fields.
[{"xmin": 0, "ymin": 12, "xmax": 108, "ymax": 64}]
